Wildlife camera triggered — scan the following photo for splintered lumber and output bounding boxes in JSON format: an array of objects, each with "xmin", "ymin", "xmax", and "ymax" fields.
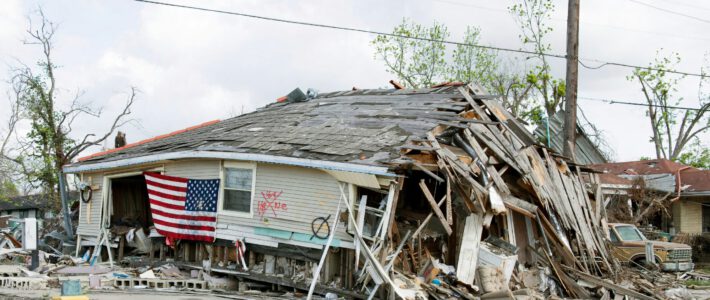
[
  {"xmin": 355, "ymin": 195, "xmax": 368, "ymax": 272},
  {"xmin": 456, "ymin": 213, "xmax": 483, "ymax": 285},
  {"xmin": 446, "ymin": 178, "xmax": 452, "ymax": 225},
  {"xmin": 488, "ymin": 186, "xmax": 507, "ymax": 215},
  {"xmin": 336, "ymin": 184, "xmax": 405, "ymax": 299},
  {"xmin": 419, "ymin": 180, "xmax": 453, "ymax": 235},
  {"xmin": 412, "ymin": 195, "xmax": 446, "ymax": 239},
  {"xmin": 413, "ymin": 161, "xmax": 445, "ymax": 183},
  {"xmin": 503, "ymin": 195, "xmax": 537, "ymax": 219},
  {"xmin": 568, "ymin": 268, "xmax": 655, "ymax": 300}
]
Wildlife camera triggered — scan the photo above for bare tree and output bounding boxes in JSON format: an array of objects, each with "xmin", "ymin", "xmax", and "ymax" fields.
[
  {"xmin": 630, "ymin": 51, "xmax": 710, "ymax": 163},
  {"xmin": 6, "ymin": 9, "xmax": 136, "ymax": 209}
]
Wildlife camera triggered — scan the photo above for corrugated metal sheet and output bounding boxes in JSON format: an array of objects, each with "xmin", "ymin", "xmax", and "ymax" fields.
[
  {"xmin": 534, "ymin": 110, "xmax": 607, "ymax": 165},
  {"xmin": 619, "ymin": 173, "xmax": 677, "ymax": 193}
]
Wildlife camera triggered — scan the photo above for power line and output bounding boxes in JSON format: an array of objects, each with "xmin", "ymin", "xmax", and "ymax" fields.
[
  {"xmin": 133, "ymin": 0, "xmax": 707, "ymax": 78},
  {"xmin": 578, "ymin": 96, "xmax": 706, "ymax": 111},
  {"xmin": 432, "ymin": 0, "xmax": 710, "ymax": 42},
  {"xmin": 626, "ymin": 0, "xmax": 710, "ymax": 24},
  {"xmin": 658, "ymin": 0, "xmax": 710, "ymax": 12}
]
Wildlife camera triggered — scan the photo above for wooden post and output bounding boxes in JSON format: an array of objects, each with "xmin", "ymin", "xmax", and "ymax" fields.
[
  {"xmin": 159, "ymin": 243, "xmax": 165, "ymax": 261},
  {"xmin": 563, "ymin": 0, "xmax": 580, "ymax": 159},
  {"xmin": 118, "ymin": 235, "xmax": 125, "ymax": 261}
]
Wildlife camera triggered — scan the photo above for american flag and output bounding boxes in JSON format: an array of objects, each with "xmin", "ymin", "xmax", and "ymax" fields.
[{"xmin": 144, "ymin": 172, "xmax": 219, "ymax": 242}]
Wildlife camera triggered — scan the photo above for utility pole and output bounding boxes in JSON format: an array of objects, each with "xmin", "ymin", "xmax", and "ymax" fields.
[{"xmin": 563, "ymin": 0, "xmax": 580, "ymax": 160}]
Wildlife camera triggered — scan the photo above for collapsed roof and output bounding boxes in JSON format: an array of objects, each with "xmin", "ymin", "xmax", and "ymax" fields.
[{"xmin": 68, "ymin": 85, "xmax": 494, "ymax": 171}]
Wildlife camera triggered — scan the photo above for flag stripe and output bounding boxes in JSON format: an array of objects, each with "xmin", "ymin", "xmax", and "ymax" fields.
[
  {"xmin": 149, "ymin": 199, "xmax": 186, "ymax": 211},
  {"xmin": 144, "ymin": 178, "xmax": 188, "ymax": 193},
  {"xmin": 153, "ymin": 219, "xmax": 216, "ymax": 232},
  {"xmin": 152, "ymin": 215, "xmax": 215, "ymax": 229},
  {"xmin": 154, "ymin": 223, "xmax": 215, "ymax": 236},
  {"xmin": 147, "ymin": 193, "xmax": 186, "ymax": 207},
  {"xmin": 151, "ymin": 208, "xmax": 217, "ymax": 222},
  {"xmin": 144, "ymin": 172, "xmax": 218, "ymax": 243},
  {"xmin": 147, "ymin": 186, "xmax": 187, "ymax": 198},
  {"xmin": 150, "ymin": 204, "xmax": 217, "ymax": 218},
  {"xmin": 145, "ymin": 172, "xmax": 189, "ymax": 184}
]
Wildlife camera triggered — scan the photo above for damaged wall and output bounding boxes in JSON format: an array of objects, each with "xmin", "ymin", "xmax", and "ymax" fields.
[{"xmin": 75, "ymin": 159, "xmax": 357, "ymax": 249}]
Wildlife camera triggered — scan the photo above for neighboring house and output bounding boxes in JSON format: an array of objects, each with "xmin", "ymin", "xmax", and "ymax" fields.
[
  {"xmin": 590, "ymin": 159, "xmax": 710, "ymax": 234},
  {"xmin": 0, "ymin": 193, "xmax": 56, "ymax": 220}
]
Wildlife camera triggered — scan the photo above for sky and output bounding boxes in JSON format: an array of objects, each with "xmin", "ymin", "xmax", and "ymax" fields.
[{"xmin": 0, "ymin": 0, "xmax": 708, "ymax": 163}]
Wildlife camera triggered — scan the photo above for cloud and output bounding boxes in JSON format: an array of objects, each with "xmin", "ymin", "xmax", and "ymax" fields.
[{"xmin": 0, "ymin": 0, "xmax": 708, "ymax": 162}]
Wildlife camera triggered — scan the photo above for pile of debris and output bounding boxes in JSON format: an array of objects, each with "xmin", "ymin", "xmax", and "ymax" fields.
[
  {"xmin": 1, "ymin": 83, "xmax": 704, "ymax": 299},
  {"xmin": 346, "ymin": 84, "xmax": 662, "ymax": 299}
]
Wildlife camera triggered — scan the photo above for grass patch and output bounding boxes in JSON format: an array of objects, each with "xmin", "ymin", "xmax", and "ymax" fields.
[{"xmin": 685, "ymin": 280, "xmax": 710, "ymax": 286}]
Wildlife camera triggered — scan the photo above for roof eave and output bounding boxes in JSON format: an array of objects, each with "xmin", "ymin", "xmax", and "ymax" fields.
[{"xmin": 63, "ymin": 150, "xmax": 396, "ymax": 177}]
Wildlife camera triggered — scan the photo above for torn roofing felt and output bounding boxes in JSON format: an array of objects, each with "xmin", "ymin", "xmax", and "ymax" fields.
[{"xmin": 66, "ymin": 85, "xmax": 498, "ymax": 170}]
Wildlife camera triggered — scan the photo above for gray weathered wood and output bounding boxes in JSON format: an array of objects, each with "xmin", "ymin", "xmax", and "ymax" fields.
[{"xmin": 418, "ymin": 180, "xmax": 453, "ymax": 235}]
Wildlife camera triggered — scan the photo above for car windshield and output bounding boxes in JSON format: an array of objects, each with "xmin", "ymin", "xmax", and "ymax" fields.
[{"xmin": 615, "ymin": 226, "xmax": 645, "ymax": 241}]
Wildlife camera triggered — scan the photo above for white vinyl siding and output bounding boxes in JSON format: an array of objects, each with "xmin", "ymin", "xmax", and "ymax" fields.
[
  {"xmin": 76, "ymin": 173, "xmax": 104, "ymax": 237},
  {"xmin": 76, "ymin": 159, "xmax": 353, "ymax": 246},
  {"xmin": 216, "ymin": 163, "xmax": 352, "ymax": 243}
]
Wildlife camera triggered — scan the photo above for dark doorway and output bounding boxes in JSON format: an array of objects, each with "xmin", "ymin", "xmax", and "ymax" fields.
[{"xmin": 111, "ymin": 175, "xmax": 151, "ymax": 228}]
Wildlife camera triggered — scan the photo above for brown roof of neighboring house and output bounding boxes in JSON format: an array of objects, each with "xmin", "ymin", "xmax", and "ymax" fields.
[
  {"xmin": 680, "ymin": 169, "xmax": 710, "ymax": 193},
  {"xmin": 590, "ymin": 159, "xmax": 710, "ymax": 194},
  {"xmin": 589, "ymin": 159, "xmax": 691, "ymax": 175},
  {"xmin": 597, "ymin": 173, "xmax": 634, "ymax": 185}
]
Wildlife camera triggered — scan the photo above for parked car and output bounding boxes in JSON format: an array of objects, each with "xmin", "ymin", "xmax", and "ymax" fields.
[{"xmin": 607, "ymin": 223, "xmax": 694, "ymax": 272}]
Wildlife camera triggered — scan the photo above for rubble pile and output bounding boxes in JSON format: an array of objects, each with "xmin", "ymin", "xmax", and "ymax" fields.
[{"xmin": 0, "ymin": 83, "xmax": 706, "ymax": 299}]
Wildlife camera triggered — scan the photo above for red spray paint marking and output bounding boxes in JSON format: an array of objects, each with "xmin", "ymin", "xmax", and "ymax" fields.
[{"xmin": 257, "ymin": 190, "xmax": 287, "ymax": 217}]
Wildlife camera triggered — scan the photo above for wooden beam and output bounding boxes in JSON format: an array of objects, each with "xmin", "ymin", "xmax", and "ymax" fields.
[
  {"xmin": 446, "ymin": 178, "xmax": 453, "ymax": 225},
  {"xmin": 419, "ymin": 180, "xmax": 453, "ymax": 235},
  {"xmin": 568, "ymin": 268, "xmax": 654, "ymax": 300},
  {"xmin": 413, "ymin": 161, "xmax": 444, "ymax": 183}
]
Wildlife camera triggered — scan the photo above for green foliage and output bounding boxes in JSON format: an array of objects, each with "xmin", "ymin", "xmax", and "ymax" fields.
[
  {"xmin": 371, "ymin": 18, "xmax": 449, "ymax": 88},
  {"xmin": 676, "ymin": 139, "xmax": 710, "ymax": 169},
  {"xmin": 0, "ymin": 180, "xmax": 19, "ymax": 202},
  {"xmin": 508, "ymin": 0, "xmax": 565, "ymax": 119},
  {"xmin": 684, "ymin": 280, "xmax": 710, "ymax": 287},
  {"xmin": 448, "ymin": 26, "xmax": 498, "ymax": 88},
  {"xmin": 372, "ymin": 19, "xmax": 541, "ymax": 124}
]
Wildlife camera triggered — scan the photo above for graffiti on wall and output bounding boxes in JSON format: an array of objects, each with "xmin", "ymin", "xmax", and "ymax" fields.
[{"xmin": 257, "ymin": 190, "xmax": 287, "ymax": 217}]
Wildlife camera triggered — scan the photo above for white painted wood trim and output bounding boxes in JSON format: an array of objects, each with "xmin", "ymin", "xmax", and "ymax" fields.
[{"xmin": 218, "ymin": 160, "xmax": 256, "ymax": 218}]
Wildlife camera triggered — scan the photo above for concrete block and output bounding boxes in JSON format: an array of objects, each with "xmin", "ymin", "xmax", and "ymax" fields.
[
  {"xmin": 0, "ymin": 265, "xmax": 21, "ymax": 277},
  {"xmin": 0, "ymin": 277, "xmax": 49, "ymax": 290}
]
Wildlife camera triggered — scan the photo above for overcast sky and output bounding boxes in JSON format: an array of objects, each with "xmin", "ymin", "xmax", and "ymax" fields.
[{"xmin": 0, "ymin": 0, "xmax": 708, "ymax": 163}]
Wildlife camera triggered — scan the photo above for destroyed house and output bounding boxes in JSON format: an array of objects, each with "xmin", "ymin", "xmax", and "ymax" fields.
[{"xmin": 63, "ymin": 84, "xmax": 622, "ymax": 298}]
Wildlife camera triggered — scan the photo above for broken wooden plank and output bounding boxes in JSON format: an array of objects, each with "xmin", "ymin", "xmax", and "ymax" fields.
[
  {"xmin": 457, "ymin": 86, "xmax": 492, "ymax": 122},
  {"xmin": 419, "ymin": 179, "xmax": 453, "ymax": 235},
  {"xmin": 446, "ymin": 178, "xmax": 453, "ymax": 225},
  {"xmin": 568, "ymin": 268, "xmax": 655, "ymax": 300},
  {"xmin": 487, "ymin": 165, "xmax": 511, "ymax": 196},
  {"xmin": 503, "ymin": 195, "xmax": 538, "ymax": 219},
  {"xmin": 413, "ymin": 161, "xmax": 445, "ymax": 183},
  {"xmin": 456, "ymin": 213, "xmax": 483, "ymax": 285}
]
